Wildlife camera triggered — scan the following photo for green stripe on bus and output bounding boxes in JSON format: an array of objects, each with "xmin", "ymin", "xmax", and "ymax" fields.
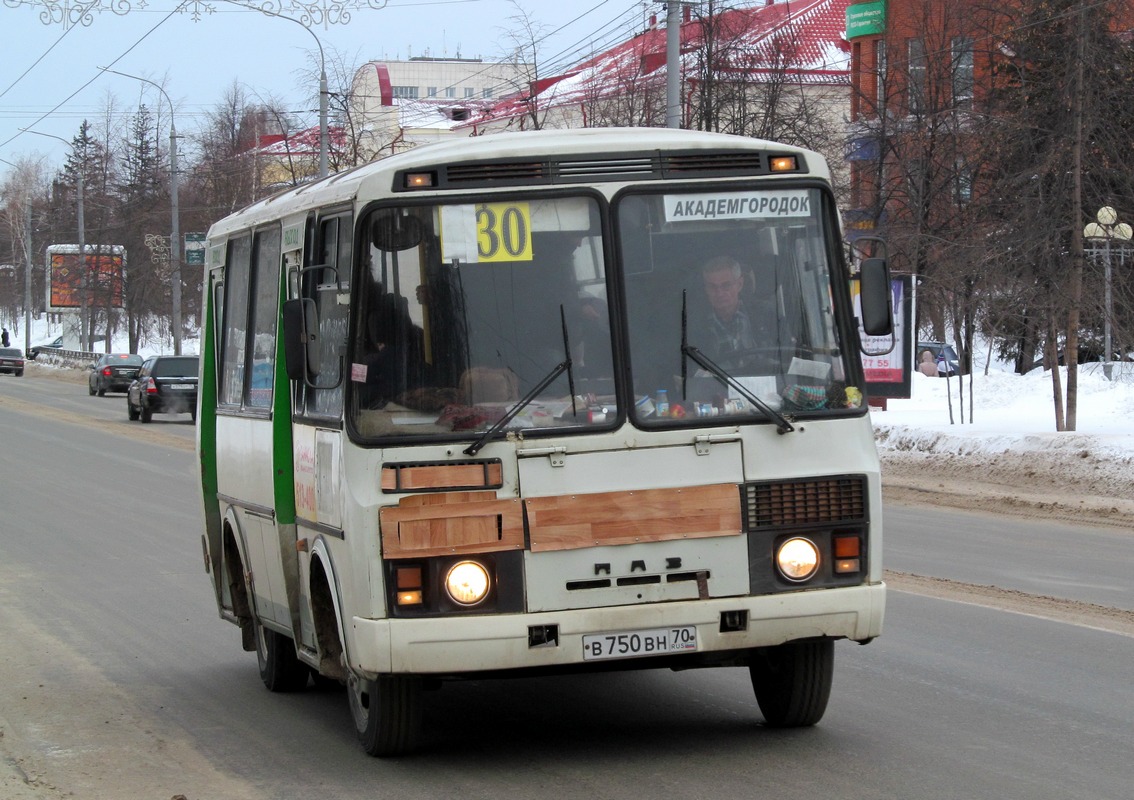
[{"xmin": 272, "ymin": 269, "xmax": 297, "ymax": 525}]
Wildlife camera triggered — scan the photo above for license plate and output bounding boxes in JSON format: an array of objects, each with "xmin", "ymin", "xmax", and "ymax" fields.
[
  {"xmin": 170, "ymin": 383, "xmax": 194, "ymax": 389},
  {"xmin": 582, "ymin": 625, "xmax": 697, "ymax": 661}
]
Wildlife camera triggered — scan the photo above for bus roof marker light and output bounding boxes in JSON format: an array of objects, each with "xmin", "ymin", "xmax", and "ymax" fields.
[
  {"xmin": 769, "ymin": 156, "xmax": 798, "ymax": 172},
  {"xmin": 404, "ymin": 172, "xmax": 435, "ymax": 189}
]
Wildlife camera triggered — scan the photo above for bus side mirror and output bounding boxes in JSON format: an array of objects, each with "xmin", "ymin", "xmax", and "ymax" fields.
[
  {"xmin": 283, "ymin": 298, "xmax": 321, "ymax": 380},
  {"xmin": 858, "ymin": 257, "xmax": 893, "ymax": 337}
]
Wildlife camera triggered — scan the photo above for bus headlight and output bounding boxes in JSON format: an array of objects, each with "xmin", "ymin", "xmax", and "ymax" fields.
[
  {"xmin": 445, "ymin": 561, "xmax": 491, "ymax": 606},
  {"xmin": 776, "ymin": 537, "xmax": 820, "ymax": 582}
]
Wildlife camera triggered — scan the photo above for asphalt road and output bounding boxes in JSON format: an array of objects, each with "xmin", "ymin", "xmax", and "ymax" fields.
[{"xmin": 1, "ymin": 369, "xmax": 1132, "ymax": 799}]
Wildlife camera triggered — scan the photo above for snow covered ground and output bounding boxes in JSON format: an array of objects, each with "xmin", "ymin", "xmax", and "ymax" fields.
[
  {"xmin": 874, "ymin": 361, "xmax": 1134, "ymax": 524},
  {"xmin": 876, "ymin": 359, "xmax": 1134, "ymax": 458}
]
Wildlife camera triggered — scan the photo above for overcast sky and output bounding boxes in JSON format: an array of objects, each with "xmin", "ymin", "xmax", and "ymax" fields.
[{"xmin": 1, "ymin": 0, "xmax": 655, "ymax": 168}]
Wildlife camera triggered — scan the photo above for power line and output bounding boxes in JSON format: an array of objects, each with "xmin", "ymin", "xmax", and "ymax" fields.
[{"xmin": 0, "ymin": 5, "xmax": 182, "ymax": 156}]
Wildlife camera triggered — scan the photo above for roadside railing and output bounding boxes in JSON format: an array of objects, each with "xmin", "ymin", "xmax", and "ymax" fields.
[{"xmin": 29, "ymin": 348, "xmax": 100, "ymax": 369}]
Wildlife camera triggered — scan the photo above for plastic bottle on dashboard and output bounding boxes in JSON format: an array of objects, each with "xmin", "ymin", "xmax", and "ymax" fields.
[{"xmin": 655, "ymin": 389, "xmax": 669, "ymax": 417}]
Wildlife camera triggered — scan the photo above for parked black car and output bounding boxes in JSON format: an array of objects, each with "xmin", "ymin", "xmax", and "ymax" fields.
[
  {"xmin": 27, "ymin": 335, "xmax": 63, "ymax": 360},
  {"xmin": 127, "ymin": 355, "xmax": 199, "ymax": 423},
  {"xmin": 0, "ymin": 347, "xmax": 25, "ymax": 376},
  {"xmin": 88, "ymin": 353, "xmax": 144, "ymax": 396}
]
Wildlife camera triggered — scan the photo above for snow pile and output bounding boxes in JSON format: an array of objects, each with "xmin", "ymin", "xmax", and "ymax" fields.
[{"xmin": 873, "ymin": 362, "xmax": 1134, "ymax": 515}]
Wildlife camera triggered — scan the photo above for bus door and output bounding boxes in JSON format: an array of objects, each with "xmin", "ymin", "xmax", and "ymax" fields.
[
  {"xmin": 215, "ymin": 225, "xmax": 291, "ymax": 630},
  {"xmin": 288, "ymin": 210, "xmax": 351, "ymax": 656}
]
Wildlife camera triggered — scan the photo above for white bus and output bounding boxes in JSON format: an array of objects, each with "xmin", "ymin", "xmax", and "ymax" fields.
[{"xmin": 197, "ymin": 128, "xmax": 894, "ymax": 756}]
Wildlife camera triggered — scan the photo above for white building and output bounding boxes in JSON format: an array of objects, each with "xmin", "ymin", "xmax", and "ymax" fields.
[{"xmin": 350, "ymin": 57, "xmax": 533, "ymax": 158}]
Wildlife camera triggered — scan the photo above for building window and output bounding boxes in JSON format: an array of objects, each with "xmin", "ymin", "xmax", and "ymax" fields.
[
  {"xmin": 428, "ymin": 86, "xmax": 438, "ymax": 97},
  {"xmin": 907, "ymin": 38, "xmax": 926, "ymax": 115},
  {"xmin": 875, "ymin": 40, "xmax": 887, "ymax": 114},
  {"xmin": 464, "ymin": 87, "xmax": 475, "ymax": 98},
  {"xmin": 482, "ymin": 87, "xmax": 494, "ymax": 99},
  {"xmin": 445, "ymin": 86, "xmax": 456, "ymax": 98},
  {"xmin": 392, "ymin": 86, "xmax": 418, "ymax": 99},
  {"xmin": 952, "ymin": 36, "xmax": 974, "ymax": 110},
  {"xmin": 954, "ymin": 157, "xmax": 973, "ymax": 204},
  {"xmin": 906, "ymin": 159, "xmax": 928, "ymax": 213}
]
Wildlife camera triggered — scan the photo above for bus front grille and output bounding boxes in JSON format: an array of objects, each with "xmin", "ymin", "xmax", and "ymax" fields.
[{"xmin": 742, "ymin": 476, "xmax": 867, "ymax": 530}]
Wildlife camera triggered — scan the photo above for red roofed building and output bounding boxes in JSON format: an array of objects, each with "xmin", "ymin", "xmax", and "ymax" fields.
[
  {"xmin": 457, "ymin": 0, "xmax": 855, "ymax": 188},
  {"xmin": 252, "ymin": 125, "xmax": 347, "ymax": 187}
]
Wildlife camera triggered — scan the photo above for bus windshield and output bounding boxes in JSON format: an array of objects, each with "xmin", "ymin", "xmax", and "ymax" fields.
[
  {"xmin": 618, "ymin": 187, "xmax": 858, "ymax": 423},
  {"xmin": 350, "ymin": 195, "xmax": 614, "ymax": 439}
]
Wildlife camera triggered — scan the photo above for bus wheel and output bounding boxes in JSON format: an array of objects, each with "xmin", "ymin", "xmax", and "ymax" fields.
[
  {"xmin": 348, "ymin": 673, "xmax": 422, "ymax": 757},
  {"xmin": 749, "ymin": 640, "xmax": 834, "ymax": 728},
  {"xmin": 255, "ymin": 621, "xmax": 310, "ymax": 692}
]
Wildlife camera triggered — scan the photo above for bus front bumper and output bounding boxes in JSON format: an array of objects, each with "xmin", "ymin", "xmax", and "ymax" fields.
[{"xmin": 348, "ymin": 582, "xmax": 885, "ymax": 676}]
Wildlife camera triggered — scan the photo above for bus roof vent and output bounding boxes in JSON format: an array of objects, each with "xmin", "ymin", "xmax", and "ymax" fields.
[
  {"xmin": 663, "ymin": 152, "xmax": 766, "ymax": 175},
  {"xmin": 445, "ymin": 161, "xmax": 548, "ymax": 184},
  {"xmin": 556, "ymin": 156, "xmax": 657, "ymax": 179},
  {"xmin": 743, "ymin": 476, "xmax": 867, "ymax": 530}
]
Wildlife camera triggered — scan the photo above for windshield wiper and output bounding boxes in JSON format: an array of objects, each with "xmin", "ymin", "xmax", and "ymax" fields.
[
  {"xmin": 680, "ymin": 290, "xmax": 795, "ymax": 435},
  {"xmin": 464, "ymin": 306, "xmax": 577, "ymax": 456}
]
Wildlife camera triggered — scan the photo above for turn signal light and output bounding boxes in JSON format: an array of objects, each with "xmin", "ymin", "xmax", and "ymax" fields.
[
  {"xmin": 833, "ymin": 535, "xmax": 862, "ymax": 574},
  {"xmin": 395, "ymin": 565, "xmax": 424, "ymax": 606}
]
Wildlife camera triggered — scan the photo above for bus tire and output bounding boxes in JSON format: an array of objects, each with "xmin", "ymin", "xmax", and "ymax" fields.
[
  {"xmin": 749, "ymin": 639, "xmax": 834, "ymax": 728},
  {"xmin": 348, "ymin": 673, "xmax": 422, "ymax": 757},
  {"xmin": 255, "ymin": 621, "xmax": 310, "ymax": 692}
]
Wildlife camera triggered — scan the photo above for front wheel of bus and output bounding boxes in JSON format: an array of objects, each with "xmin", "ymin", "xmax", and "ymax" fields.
[
  {"xmin": 749, "ymin": 639, "xmax": 834, "ymax": 728},
  {"xmin": 255, "ymin": 621, "xmax": 310, "ymax": 692},
  {"xmin": 348, "ymin": 672, "xmax": 422, "ymax": 757}
]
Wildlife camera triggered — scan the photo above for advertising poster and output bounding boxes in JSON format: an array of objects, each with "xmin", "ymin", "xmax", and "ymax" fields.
[
  {"xmin": 46, "ymin": 245, "xmax": 127, "ymax": 312},
  {"xmin": 852, "ymin": 273, "xmax": 913, "ymax": 399}
]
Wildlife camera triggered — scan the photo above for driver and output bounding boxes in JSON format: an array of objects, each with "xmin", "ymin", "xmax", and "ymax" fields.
[{"xmin": 699, "ymin": 255, "xmax": 756, "ymax": 365}]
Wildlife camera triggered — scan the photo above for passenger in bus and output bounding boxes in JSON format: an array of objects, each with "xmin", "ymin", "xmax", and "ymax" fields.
[
  {"xmin": 570, "ymin": 293, "xmax": 613, "ymax": 384},
  {"xmin": 356, "ymin": 291, "xmax": 426, "ymax": 409}
]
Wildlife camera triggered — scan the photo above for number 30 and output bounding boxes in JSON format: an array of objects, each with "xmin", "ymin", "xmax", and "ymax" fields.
[{"xmin": 475, "ymin": 203, "xmax": 532, "ymax": 262}]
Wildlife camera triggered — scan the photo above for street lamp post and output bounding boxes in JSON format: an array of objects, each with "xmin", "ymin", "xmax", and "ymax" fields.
[
  {"xmin": 23, "ymin": 196, "xmax": 32, "ymax": 358},
  {"xmin": 100, "ymin": 68, "xmax": 182, "ymax": 354},
  {"xmin": 1083, "ymin": 206, "xmax": 1131, "ymax": 380},
  {"xmin": 657, "ymin": 1, "xmax": 695, "ymax": 129},
  {"xmin": 22, "ymin": 128, "xmax": 88, "ymax": 351}
]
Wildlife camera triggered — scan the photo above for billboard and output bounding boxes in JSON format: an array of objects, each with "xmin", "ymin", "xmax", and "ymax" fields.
[{"xmin": 46, "ymin": 245, "xmax": 127, "ymax": 312}]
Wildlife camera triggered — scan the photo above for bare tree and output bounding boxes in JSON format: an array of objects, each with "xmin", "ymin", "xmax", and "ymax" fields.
[
  {"xmin": 188, "ymin": 82, "xmax": 280, "ymax": 216},
  {"xmin": 0, "ymin": 157, "xmax": 51, "ymax": 334},
  {"xmin": 977, "ymin": 0, "xmax": 1134, "ymax": 429},
  {"xmin": 496, "ymin": 1, "xmax": 551, "ymax": 130}
]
